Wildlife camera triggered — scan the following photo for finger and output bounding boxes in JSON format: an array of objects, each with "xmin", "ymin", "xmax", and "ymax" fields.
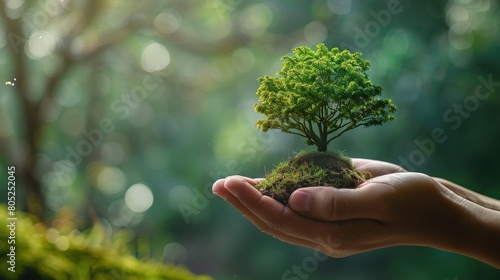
[
  {"xmin": 352, "ymin": 158, "xmax": 406, "ymax": 177},
  {"xmin": 215, "ymin": 177, "xmax": 396, "ymax": 257},
  {"xmin": 212, "ymin": 177, "xmax": 320, "ymax": 249},
  {"xmin": 288, "ymin": 184, "xmax": 389, "ymax": 221},
  {"xmin": 222, "ymin": 176, "xmax": 358, "ymax": 245},
  {"xmin": 223, "ymin": 176, "xmax": 317, "ymax": 232}
]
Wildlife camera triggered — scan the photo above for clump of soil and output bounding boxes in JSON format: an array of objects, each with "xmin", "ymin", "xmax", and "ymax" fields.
[{"xmin": 256, "ymin": 151, "xmax": 371, "ymax": 205}]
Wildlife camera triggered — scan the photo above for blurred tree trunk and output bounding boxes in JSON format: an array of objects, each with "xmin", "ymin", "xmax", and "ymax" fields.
[
  {"xmin": 0, "ymin": 0, "xmax": 248, "ymax": 221},
  {"xmin": 0, "ymin": 4, "xmax": 43, "ymax": 217},
  {"xmin": 0, "ymin": 1, "xmax": 139, "ymax": 220}
]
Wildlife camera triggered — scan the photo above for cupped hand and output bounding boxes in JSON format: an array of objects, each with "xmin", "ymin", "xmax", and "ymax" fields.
[{"xmin": 212, "ymin": 159, "xmax": 470, "ymax": 258}]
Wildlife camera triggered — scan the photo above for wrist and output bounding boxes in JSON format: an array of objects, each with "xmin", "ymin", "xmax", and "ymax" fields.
[
  {"xmin": 435, "ymin": 189, "xmax": 500, "ymax": 268},
  {"xmin": 465, "ymin": 205, "xmax": 500, "ymax": 268}
]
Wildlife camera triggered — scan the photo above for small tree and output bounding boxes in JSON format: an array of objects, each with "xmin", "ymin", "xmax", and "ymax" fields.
[{"xmin": 255, "ymin": 43, "xmax": 396, "ymax": 152}]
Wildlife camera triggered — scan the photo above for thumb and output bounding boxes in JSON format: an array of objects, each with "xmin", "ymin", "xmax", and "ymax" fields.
[{"xmin": 288, "ymin": 186, "xmax": 381, "ymax": 221}]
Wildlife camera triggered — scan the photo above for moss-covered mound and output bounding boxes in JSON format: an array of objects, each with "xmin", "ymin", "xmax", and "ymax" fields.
[
  {"xmin": 0, "ymin": 206, "xmax": 211, "ymax": 280},
  {"xmin": 256, "ymin": 151, "xmax": 370, "ymax": 205}
]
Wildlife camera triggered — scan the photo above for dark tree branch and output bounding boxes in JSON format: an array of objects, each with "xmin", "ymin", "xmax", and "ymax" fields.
[
  {"xmin": 38, "ymin": 0, "xmax": 150, "ymax": 118},
  {"xmin": 0, "ymin": 4, "xmax": 43, "ymax": 216},
  {"xmin": 0, "ymin": 2, "xmax": 143, "ymax": 219},
  {"xmin": 62, "ymin": 0, "xmax": 101, "ymax": 39}
]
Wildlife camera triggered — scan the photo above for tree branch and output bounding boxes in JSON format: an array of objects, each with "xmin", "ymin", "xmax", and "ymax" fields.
[
  {"xmin": 306, "ymin": 119, "xmax": 321, "ymax": 145},
  {"xmin": 0, "ymin": 4, "xmax": 45, "ymax": 217},
  {"xmin": 37, "ymin": 15, "xmax": 143, "ymax": 117},
  {"xmin": 327, "ymin": 124, "xmax": 362, "ymax": 144},
  {"xmin": 285, "ymin": 130, "xmax": 309, "ymax": 139},
  {"xmin": 76, "ymin": 16, "xmax": 143, "ymax": 61},
  {"xmin": 62, "ymin": 0, "xmax": 101, "ymax": 39},
  {"xmin": 0, "ymin": 4, "xmax": 33, "ymax": 112}
]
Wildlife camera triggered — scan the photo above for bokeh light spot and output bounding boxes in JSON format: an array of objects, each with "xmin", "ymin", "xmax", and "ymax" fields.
[
  {"xmin": 163, "ymin": 243, "xmax": 188, "ymax": 264},
  {"xmin": 304, "ymin": 21, "xmax": 327, "ymax": 44},
  {"xmin": 55, "ymin": 236, "xmax": 70, "ymax": 251},
  {"xmin": 154, "ymin": 10, "xmax": 181, "ymax": 35},
  {"xmin": 141, "ymin": 42, "xmax": 170, "ymax": 72},
  {"xmin": 6, "ymin": 0, "xmax": 25, "ymax": 9},
  {"xmin": 384, "ymin": 29, "xmax": 411, "ymax": 56},
  {"xmin": 28, "ymin": 30, "xmax": 57, "ymax": 59},
  {"xmin": 203, "ymin": 15, "xmax": 232, "ymax": 41},
  {"xmin": 327, "ymin": 0, "xmax": 352, "ymax": 15},
  {"xmin": 108, "ymin": 200, "xmax": 144, "ymax": 227},
  {"xmin": 125, "ymin": 183, "xmax": 154, "ymax": 213},
  {"xmin": 46, "ymin": 228, "xmax": 59, "ymax": 243},
  {"xmin": 239, "ymin": 4, "xmax": 273, "ymax": 36},
  {"xmin": 97, "ymin": 166, "xmax": 126, "ymax": 196},
  {"xmin": 446, "ymin": 5, "xmax": 470, "ymax": 23},
  {"xmin": 5, "ymin": 0, "xmax": 24, "ymax": 18},
  {"xmin": 448, "ymin": 30, "xmax": 473, "ymax": 50}
]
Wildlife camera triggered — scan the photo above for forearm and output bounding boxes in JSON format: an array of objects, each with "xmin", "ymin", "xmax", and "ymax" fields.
[
  {"xmin": 462, "ymin": 205, "xmax": 500, "ymax": 268},
  {"xmin": 436, "ymin": 191, "xmax": 500, "ymax": 268}
]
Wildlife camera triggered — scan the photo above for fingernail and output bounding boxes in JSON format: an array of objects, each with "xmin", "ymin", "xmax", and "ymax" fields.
[
  {"xmin": 212, "ymin": 179, "xmax": 225, "ymax": 196},
  {"xmin": 290, "ymin": 190, "xmax": 310, "ymax": 212}
]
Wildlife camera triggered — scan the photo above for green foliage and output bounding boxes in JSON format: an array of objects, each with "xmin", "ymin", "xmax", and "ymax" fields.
[
  {"xmin": 0, "ymin": 206, "xmax": 211, "ymax": 280},
  {"xmin": 255, "ymin": 43, "xmax": 396, "ymax": 151}
]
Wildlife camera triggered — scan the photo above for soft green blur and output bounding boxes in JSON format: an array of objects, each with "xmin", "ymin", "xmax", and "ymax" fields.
[{"xmin": 0, "ymin": 0, "xmax": 499, "ymax": 279}]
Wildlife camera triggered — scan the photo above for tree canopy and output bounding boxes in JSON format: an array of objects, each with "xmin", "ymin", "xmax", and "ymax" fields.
[{"xmin": 255, "ymin": 43, "xmax": 396, "ymax": 151}]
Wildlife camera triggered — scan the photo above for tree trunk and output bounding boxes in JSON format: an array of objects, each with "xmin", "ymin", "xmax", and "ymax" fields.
[
  {"xmin": 316, "ymin": 137, "xmax": 328, "ymax": 152},
  {"xmin": 316, "ymin": 142, "xmax": 328, "ymax": 152},
  {"xmin": 316, "ymin": 129, "xmax": 328, "ymax": 152}
]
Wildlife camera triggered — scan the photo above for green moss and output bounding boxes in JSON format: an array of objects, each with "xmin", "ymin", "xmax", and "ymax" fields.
[
  {"xmin": 256, "ymin": 150, "xmax": 370, "ymax": 205},
  {"xmin": 0, "ymin": 207, "xmax": 211, "ymax": 280}
]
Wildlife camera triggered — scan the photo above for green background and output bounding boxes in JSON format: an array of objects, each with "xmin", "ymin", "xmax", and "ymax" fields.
[{"xmin": 1, "ymin": 0, "xmax": 499, "ymax": 279}]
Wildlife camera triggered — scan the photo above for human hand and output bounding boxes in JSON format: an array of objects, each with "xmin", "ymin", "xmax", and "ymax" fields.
[
  {"xmin": 212, "ymin": 168, "xmax": 456, "ymax": 257},
  {"xmin": 287, "ymin": 161, "xmax": 461, "ymax": 256},
  {"xmin": 212, "ymin": 159, "xmax": 500, "ymax": 267}
]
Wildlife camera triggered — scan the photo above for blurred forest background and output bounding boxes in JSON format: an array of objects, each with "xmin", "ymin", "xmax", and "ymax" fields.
[{"xmin": 1, "ymin": 0, "xmax": 500, "ymax": 279}]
